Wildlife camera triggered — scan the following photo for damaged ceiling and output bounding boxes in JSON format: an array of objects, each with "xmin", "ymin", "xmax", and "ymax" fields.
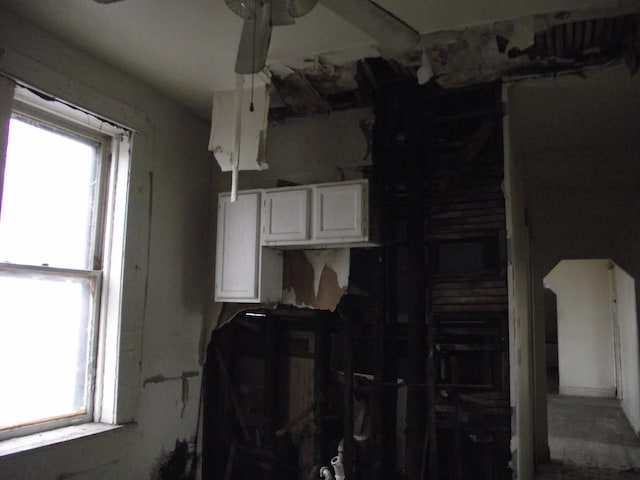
[
  {"xmin": 1, "ymin": 1, "xmax": 639, "ymax": 119},
  {"xmin": 269, "ymin": 10, "xmax": 640, "ymax": 116}
]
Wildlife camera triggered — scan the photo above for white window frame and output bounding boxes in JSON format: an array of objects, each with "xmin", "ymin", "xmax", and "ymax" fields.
[{"xmin": 0, "ymin": 83, "xmax": 132, "ymax": 442}]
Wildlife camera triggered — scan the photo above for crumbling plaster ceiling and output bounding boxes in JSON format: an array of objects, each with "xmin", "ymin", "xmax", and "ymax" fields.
[
  {"xmin": 272, "ymin": 9, "xmax": 640, "ymax": 115},
  {"xmin": 0, "ymin": 0, "xmax": 638, "ymax": 119}
]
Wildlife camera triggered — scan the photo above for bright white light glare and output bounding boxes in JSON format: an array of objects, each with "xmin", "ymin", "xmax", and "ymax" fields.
[
  {"xmin": 0, "ymin": 274, "xmax": 91, "ymax": 429},
  {"xmin": 0, "ymin": 117, "xmax": 98, "ymax": 430},
  {"xmin": 0, "ymin": 118, "xmax": 98, "ymax": 269}
]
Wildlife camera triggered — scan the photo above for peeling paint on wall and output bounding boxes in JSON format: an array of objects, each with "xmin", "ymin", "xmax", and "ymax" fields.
[
  {"xmin": 282, "ymin": 248, "xmax": 350, "ymax": 311},
  {"xmin": 150, "ymin": 438, "xmax": 197, "ymax": 480},
  {"xmin": 143, "ymin": 371, "xmax": 200, "ymax": 417},
  {"xmin": 304, "ymin": 249, "xmax": 350, "ymax": 295},
  {"xmin": 143, "ymin": 371, "xmax": 199, "ymax": 386}
]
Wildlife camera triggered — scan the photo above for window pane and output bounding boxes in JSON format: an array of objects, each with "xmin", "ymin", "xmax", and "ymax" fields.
[
  {"xmin": 0, "ymin": 272, "xmax": 94, "ymax": 430},
  {"xmin": 0, "ymin": 118, "xmax": 99, "ymax": 270}
]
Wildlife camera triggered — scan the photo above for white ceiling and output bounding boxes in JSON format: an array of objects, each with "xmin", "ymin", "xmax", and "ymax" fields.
[{"xmin": 0, "ymin": 0, "xmax": 631, "ymax": 119}]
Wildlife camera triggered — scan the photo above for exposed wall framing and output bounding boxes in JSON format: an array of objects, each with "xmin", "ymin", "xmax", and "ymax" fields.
[
  {"xmin": 372, "ymin": 80, "xmax": 510, "ymax": 480},
  {"xmin": 204, "ymin": 81, "xmax": 511, "ymax": 480}
]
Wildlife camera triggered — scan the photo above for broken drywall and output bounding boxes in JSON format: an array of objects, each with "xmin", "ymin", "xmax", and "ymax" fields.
[
  {"xmin": 282, "ymin": 249, "xmax": 350, "ymax": 311},
  {"xmin": 424, "ymin": 24, "xmax": 529, "ymax": 87},
  {"xmin": 269, "ymin": 9, "xmax": 639, "ymax": 116},
  {"xmin": 206, "ymin": 248, "xmax": 351, "ymax": 350}
]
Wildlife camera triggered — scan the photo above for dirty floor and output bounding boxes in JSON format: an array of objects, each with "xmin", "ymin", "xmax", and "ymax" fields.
[
  {"xmin": 536, "ymin": 394, "xmax": 640, "ymax": 479},
  {"xmin": 536, "ymin": 463, "xmax": 640, "ymax": 479}
]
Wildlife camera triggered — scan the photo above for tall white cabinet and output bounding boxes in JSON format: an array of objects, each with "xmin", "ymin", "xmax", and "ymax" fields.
[{"xmin": 214, "ymin": 191, "xmax": 282, "ymax": 303}]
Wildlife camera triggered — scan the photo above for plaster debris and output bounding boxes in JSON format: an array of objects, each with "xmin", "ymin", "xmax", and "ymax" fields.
[
  {"xmin": 509, "ymin": 18, "xmax": 535, "ymax": 50},
  {"xmin": 268, "ymin": 10, "xmax": 639, "ymax": 117},
  {"xmin": 304, "ymin": 63, "xmax": 360, "ymax": 95},
  {"xmin": 271, "ymin": 70, "xmax": 331, "ymax": 115}
]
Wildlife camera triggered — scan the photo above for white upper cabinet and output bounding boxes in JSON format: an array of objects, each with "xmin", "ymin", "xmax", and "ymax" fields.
[
  {"xmin": 215, "ymin": 192, "xmax": 260, "ymax": 301},
  {"xmin": 262, "ymin": 187, "xmax": 310, "ymax": 244},
  {"xmin": 259, "ymin": 180, "xmax": 370, "ymax": 248},
  {"xmin": 313, "ymin": 181, "xmax": 367, "ymax": 241},
  {"xmin": 215, "ymin": 180, "xmax": 372, "ymax": 304},
  {"xmin": 215, "ymin": 191, "xmax": 282, "ymax": 303}
]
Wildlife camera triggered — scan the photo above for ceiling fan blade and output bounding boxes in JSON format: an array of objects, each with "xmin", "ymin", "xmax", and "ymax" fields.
[
  {"xmin": 235, "ymin": 1, "xmax": 273, "ymax": 74},
  {"xmin": 319, "ymin": 0, "xmax": 419, "ymax": 55},
  {"xmin": 225, "ymin": 0, "xmax": 256, "ymax": 20},
  {"xmin": 93, "ymin": 0, "xmax": 128, "ymax": 3},
  {"xmin": 272, "ymin": 0, "xmax": 296, "ymax": 26},
  {"xmin": 287, "ymin": 0, "xmax": 319, "ymax": 18}
]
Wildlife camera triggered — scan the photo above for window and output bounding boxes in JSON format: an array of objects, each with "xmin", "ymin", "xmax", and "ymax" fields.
[{"xmin": 0, "ymin": 89, "xmax": 130, "ymax": 441}]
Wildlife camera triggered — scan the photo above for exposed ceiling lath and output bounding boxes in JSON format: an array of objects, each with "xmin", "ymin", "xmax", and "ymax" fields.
[
  {"xmin": 530, "ymin": 14, "xmax": 638, "ymax": 61},
  {"xmin": 268, "ymin": 12, "xmax": 640, "ymax": 118}
]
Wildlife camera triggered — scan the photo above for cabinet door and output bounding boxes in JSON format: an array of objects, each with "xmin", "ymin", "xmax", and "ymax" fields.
[
  {"xmin": 262, "ymin": 188, "xmax": 309, "ymax": 243},
  {"xmin": 215, "ymin": 192, "xmax": 260, "ymax": 301},
  {"xmin": 313, "ymin": 182, "xmax": 366, "ymax": 240}
]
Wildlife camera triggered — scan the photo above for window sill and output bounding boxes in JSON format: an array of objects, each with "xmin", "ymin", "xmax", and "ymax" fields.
[{"xmin": 0, "ymin": 422, "xmax": 133, "ymax": 458}]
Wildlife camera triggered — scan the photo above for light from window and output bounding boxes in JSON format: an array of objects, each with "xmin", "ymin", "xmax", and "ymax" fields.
[
  {"xmin": 0, "ymin": 116, "xmax": 105, "ymax": 433},
  {"xmin": 0, "ymin": 119, "xmax": 98, "ymax": 269}
]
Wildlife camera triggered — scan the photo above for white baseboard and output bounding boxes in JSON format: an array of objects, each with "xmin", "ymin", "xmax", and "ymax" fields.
[{"xmin": 559, "ymin": 385, "xmax": 615, "ymax": 398}]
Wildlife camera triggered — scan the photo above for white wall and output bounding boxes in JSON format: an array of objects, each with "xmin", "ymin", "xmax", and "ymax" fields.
[
  {"xmin": 544, "ymin": 259, "xmax": 616, "ymax": 397},
  {"xmin": 614, "ymin": 265, "xmax": 640, "ymax": 433},
  {"xmin": 0, "ymin": 8, "xmax": 212, "ymax": 480}
]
